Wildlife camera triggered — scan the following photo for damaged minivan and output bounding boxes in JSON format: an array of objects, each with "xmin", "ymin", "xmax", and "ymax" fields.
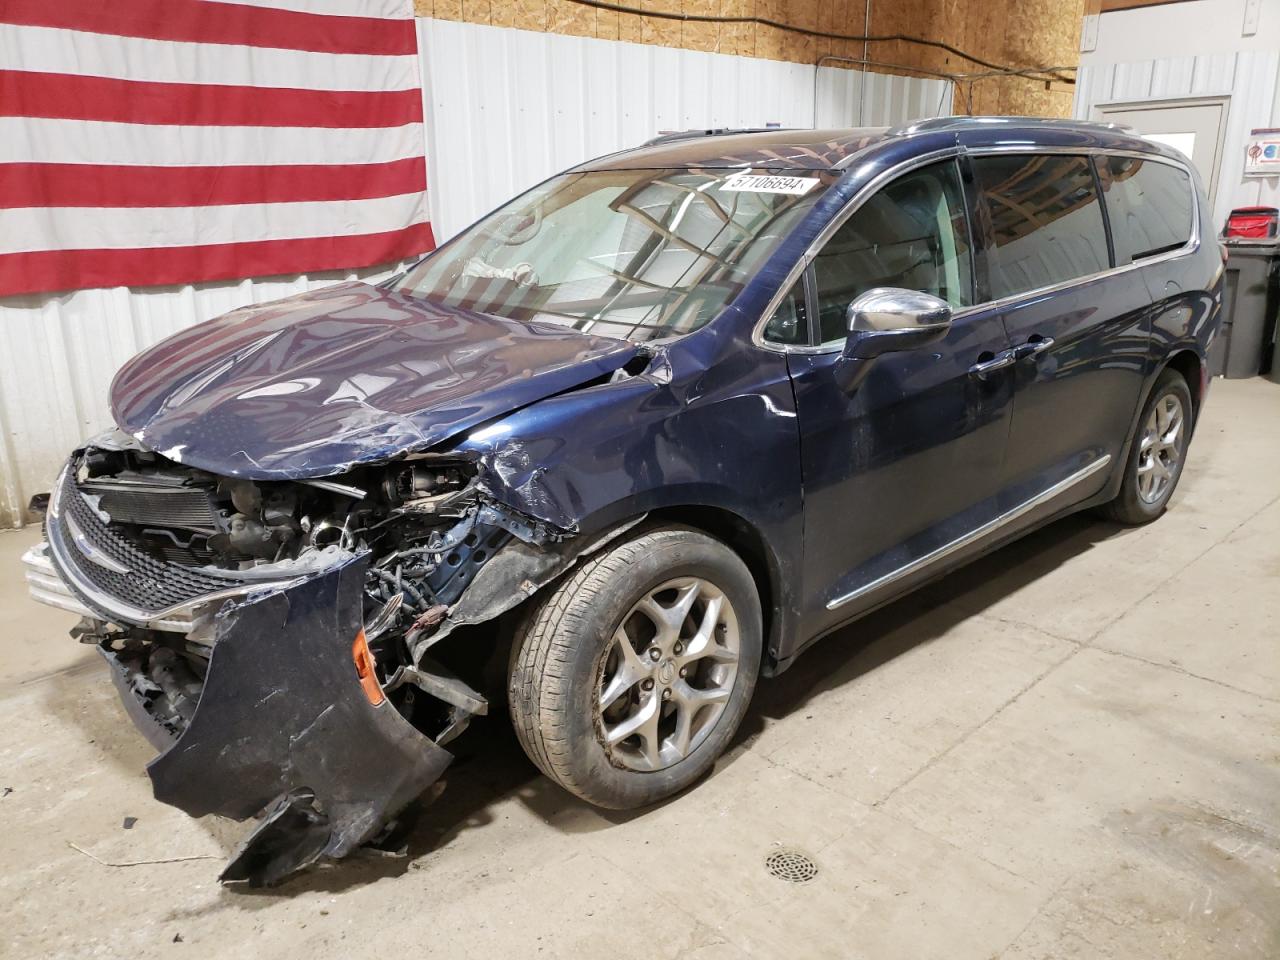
[{"xmin": 24, "ymin": 118, "xmax": 1222, "ymax": 885}]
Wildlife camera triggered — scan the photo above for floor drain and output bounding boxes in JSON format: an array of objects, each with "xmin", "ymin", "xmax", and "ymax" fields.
[{"xmin": 764, "ymin": 849, "xmax": 819, "ymax": 884}]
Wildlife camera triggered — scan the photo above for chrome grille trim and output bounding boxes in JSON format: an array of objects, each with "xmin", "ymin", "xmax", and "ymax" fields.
[
  {"xmin": 63, "ymin": 510, "xmax": 132, "ymax": 574},
  {"xmin": 43, "ymin": 463, "xmax": 301, "ymax": 630}
]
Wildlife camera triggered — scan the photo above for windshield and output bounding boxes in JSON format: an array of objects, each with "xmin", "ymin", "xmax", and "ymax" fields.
[{"xmin": 394, "ymin": 168, "xmax": 831, "ymax": 342}]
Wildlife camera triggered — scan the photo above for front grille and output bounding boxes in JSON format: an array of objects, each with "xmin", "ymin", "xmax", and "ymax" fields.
[
  {"xmin": 155, "ymin": 541, "xmax": 218, "ymax": 567},
  {"xmin": 80, "ymin": 479, "xmax": 217, "ymax": 532},
  {"xmin": 49, "ymin": 467, "xmax": 233, "ymax": 616}
]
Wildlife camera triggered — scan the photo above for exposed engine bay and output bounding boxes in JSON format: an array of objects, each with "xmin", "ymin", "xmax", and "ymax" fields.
[{"xmin": 34, "ymin": 430, "xmax": 637, "ymax": 886}]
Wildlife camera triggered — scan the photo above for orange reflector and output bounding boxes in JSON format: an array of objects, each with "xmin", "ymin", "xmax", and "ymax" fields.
[{"xmin": 351, "ymin": 629, "xmax": 385, "ymax": 706}]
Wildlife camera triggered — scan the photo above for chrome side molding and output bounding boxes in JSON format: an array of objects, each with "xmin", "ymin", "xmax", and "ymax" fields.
[{"xmin": 826, "ymin": 455, "xmax": 1113, "ymax": 611}]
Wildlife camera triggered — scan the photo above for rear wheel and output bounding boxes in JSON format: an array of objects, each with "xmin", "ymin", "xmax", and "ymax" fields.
[
  {"xmin": 1102, "ymin": 369, "xmax": 1194, "ymax": 525},
  {"xmin": 508, "ymin": 526, "xmax": 762, "ymax": 809}
]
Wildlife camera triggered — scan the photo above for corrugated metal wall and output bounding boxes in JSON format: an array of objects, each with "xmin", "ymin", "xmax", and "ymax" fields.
[
  {"xmin": 0, "ymin": 17, "xmax": 949, "ymax": 528},
  {"xmin": 418, "ymin": 18, "xmax": 950, "ymax": 239},
  {"xmin": 1073, "ymin": 50, "xmax": 1280, "ymax": 232},
  {"xmin": 815, "ymin": 63, "xmax": 954, "ymax": 132}
]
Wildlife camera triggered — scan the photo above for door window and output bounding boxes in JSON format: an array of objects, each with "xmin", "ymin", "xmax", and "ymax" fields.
[
  {"xmin": 1096, "ymin": 156, "xmax": 1194, "ymax": 264},
  {"xmin": 811, "ymin": 159, "xmax": 974, "ymax": 345},
  {"xmin": 971, "ymin": 154, "xmax": 1111, "ymax": 300},
  {"xmin": 762, "ymin": 278, "xmax": 810, "ymax": 345},
  {"xmin": 1094, "ymin": 99, "xmax": 1228, "ymax": 211}
]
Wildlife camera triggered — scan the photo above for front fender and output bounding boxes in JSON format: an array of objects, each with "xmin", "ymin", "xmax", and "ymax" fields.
[{"xmin": 450, "ymin": 336, "xmax": 806, "ymax": 663}]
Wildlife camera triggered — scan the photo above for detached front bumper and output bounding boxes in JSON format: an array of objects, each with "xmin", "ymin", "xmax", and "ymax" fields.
[
  {"xmin": 153, "ymin": 555, "xmax": 451, "ymax": 884},
  {"xmin": 32, "ymin": 542, "xmax": 453, "ymax": 886}
]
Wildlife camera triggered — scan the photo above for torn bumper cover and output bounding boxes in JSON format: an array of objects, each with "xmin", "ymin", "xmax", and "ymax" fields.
[
  {"xmin": 32, "ymin": 440, "xmax": 625, "ymax": 886},
  {"xmin": 101, "ymin": 554, "xmax": 451, "ymax": 886}
]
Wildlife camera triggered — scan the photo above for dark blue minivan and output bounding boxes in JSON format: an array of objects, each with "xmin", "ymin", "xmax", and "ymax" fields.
[{"xmin": 27, "ymin": 118, "xmax": 1222, "ymax": 884}]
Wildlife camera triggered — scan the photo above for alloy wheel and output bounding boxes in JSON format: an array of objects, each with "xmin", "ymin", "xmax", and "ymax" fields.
[
  {"xmin": 595, "ymin": 577, "xmax": 740, "ymax": 772},
  {"xmin": 1137, "ymin": 393, "xmax": 1185, "ymax": 504}
]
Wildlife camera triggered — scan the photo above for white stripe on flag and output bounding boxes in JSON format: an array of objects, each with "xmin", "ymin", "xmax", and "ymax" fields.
[
  {"xmin": 227, "ymin": 0, "xmax": 414, "ymax": 18},
  {"xmin": 0, "ymin": 117, "xmax": 426, "ymax": 167},
  {"xmin": 0, "ymin": 24, "xmax": 419, "ymax": 92},
  {"xmin": 0, "ymin": 193, "xmax": 429, "ymax": 254}
]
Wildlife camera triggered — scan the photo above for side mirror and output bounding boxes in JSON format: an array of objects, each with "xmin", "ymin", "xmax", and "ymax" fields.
[{"xmin": 843, "ymin": 287, "xmax": 953, "ymax": 360}]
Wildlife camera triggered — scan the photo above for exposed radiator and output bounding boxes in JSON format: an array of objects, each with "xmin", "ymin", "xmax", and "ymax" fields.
[{"xmin": 80, "ymin": 478, "xmax": 218, "ymax": 532}]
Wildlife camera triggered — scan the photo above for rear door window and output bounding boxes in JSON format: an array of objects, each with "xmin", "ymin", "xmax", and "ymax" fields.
[
  {"xmin": 971, "ymin": 154, "xmax": 1111, "ymax": 300},
  {"xmin": 1096, "ymin": 155, "xmax": 1194, "ymax": 264},
  {"xmin": 811, "ymin": 159, "xmax": 974, "ymax": 344}
]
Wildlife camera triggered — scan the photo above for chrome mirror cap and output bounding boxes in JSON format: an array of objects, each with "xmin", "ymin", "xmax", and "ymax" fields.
[
  {"xmin": 848, "ymin": 287, "xmax": 953, "ymax": 334},
  {"xmin": 843, "ymin": 287, "xmax": 954, "ymax": 362}
]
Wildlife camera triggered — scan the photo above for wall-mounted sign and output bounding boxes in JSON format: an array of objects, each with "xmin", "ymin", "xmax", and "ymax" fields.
[{"xmin": 1244, "ymin": 129, "xmax": 1280, "ymax": 177}]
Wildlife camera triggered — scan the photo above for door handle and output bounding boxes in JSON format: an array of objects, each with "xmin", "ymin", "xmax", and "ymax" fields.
[
  {"xmin": 969, "ymin": 350, "xmax": 1017, "ymax": 379},
  {"xmin": 1014, "ymin": 336, "xmax": 1055, "ymax": 360}
]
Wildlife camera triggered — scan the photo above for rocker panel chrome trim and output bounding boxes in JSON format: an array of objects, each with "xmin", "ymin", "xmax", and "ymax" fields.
[{"xmin": 826, "ymin": 455, "xmax": 1113, "ymax": 611}]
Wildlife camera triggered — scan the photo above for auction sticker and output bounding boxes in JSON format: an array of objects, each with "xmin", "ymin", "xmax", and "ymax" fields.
[{"xmin": 719, "ymin": 173, "xmax": 820, "ymax": 196}]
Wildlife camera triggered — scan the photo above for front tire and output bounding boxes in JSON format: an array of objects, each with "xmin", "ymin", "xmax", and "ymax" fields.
[
  {"xmin": 1102, "ymin": 369, "xmax": 1194, "ymax": 525},
  {"xmin": 508, "ymin": 525, "xmax": 762, "ymax": 810}
]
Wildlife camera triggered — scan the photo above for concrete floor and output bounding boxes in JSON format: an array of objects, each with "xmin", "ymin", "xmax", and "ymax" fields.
[{"xmin": 1, "ymin": 377, "xmax": 1277, "ymax": 959}]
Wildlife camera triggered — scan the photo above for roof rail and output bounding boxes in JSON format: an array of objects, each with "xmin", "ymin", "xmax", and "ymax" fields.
[
  {"xmin": 641, "ymin": 127, "xmax": 792, "ymax": 147},
  {"xmin": 884, "ymin": 116, "xmax": 1141, "ymax": 138}
]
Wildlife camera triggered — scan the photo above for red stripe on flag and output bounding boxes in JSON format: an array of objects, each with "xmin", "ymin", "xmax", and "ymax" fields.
[
  {"xmin": 0, "ymin": 224, "xmax": 436, "ymax": 297},
  {"xmin": 0, "ymin": 160, "xmax": 427, "ymax": 209},
  {"xmin": 0, "ymin": 71, "xmax": 423, "ymax": 128},
  {"xmin": 0, "ymin": 0, "xmax": 417, "ymax": 56}
]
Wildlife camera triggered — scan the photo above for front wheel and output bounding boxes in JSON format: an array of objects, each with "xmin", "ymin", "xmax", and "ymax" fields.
[
  {"xmin": 1101, "ymin": 369, "xmax": 1194, "ymax": 525},
  {"xmin": 508, "ymin": 526, "xmax": 762, "ymax": 809}
]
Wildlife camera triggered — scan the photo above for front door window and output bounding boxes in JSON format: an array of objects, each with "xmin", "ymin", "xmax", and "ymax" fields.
[{"xmin": 811, "ymin": 159, "xmax": 975, "ymax": 344}]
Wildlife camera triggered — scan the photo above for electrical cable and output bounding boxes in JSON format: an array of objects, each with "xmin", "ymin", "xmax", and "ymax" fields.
[{"xmin": 562, "ymin": 0, "xmax": 1077, "ymax": 84}]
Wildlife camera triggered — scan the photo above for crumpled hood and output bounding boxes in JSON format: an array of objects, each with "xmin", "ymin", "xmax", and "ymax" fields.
[{"xmin": 110, "ymin": 281, "xmax": 639, "ymax": 479}]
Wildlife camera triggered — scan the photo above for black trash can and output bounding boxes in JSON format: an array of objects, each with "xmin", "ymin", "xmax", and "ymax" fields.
[{"xmin": 1218, "ymin": 239, "xmax": 1280, "ymax": 379}]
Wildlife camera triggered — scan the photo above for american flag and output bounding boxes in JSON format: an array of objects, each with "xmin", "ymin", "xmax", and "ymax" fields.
[{"xmin": 0, "ymin": 0, "xmax": 435, "ymax": 298}]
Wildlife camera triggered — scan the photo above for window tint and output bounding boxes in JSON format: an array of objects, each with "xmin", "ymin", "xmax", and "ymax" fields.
[
  {"xmin": 971, "ymin": 154, "xmax": 1110, "ymax": 300},
  {"xmin": 762, "ymin": 278, "xmax": 809, "ymax": 345},
  {"xmin": 1097, "ymin": 156, "xmax": 1193, "ymax": 264},
  {"xmin": 812, "ymin": 159, "xmax": 973, "ymax": 344}
]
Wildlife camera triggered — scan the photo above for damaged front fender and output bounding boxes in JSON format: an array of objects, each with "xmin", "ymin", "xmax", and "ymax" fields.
[
  {"xmin": 117, "ymin": 553, "xmax": 451, "ymax": 886},
  {"xmin": 412, "ymin": 515, "xmax": 646, "ymax": 658}
]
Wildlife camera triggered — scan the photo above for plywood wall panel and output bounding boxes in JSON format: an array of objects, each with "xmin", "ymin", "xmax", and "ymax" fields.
[
  {"xmin": 716, "ymin": 0, "xmax": 747, "ymax": 57},
  {"xmin": 511, "ymin": 0, "xmax": 547, "ymax": 31},
  {"xmin": 615, "ymin": 1, "xmax": 643, "ymax": 42},
  {"xmin": 414, "ymin": 0, "xmax": 1083, "ymax": 118},
  {"xmin": 547, "ymin": 0, "xmax": 597, "ymax": 38},
  {"xmin": 680, "ymin": 0, "xmax": 721, "ymax": 53},
  {"xmin": 432, "ymin": 0, "xmax": 463, "ymax": 20},
  {"xmin": 596, "ymin": 6, "xmax": 621, "ymax": 40},
  {"xmin": 464, "ymin": 0, "xmax": 493, "ymax": 24}
]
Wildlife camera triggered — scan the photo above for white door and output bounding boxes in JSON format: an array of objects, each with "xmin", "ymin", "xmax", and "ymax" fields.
[{"xmin": 1093, "ymin": 97, "xmax": 1230, "ymax": 209}]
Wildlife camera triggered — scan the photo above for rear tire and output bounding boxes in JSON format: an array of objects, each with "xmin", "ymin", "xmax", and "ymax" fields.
[
  {"xmin": 1101, "ymin": 369, "xmax": 1194, "ymax": 525},
  {"xmin": 508, "ymin": 525, "xmax": 762, "ymax": 810}
]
